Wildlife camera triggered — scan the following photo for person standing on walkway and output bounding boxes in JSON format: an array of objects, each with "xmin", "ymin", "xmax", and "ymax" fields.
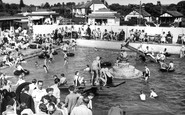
[
  {"xmin": 71, "ymin": 97, "xmax": 92, "ymax": 115},
  {"xmin": 20, "ymin": 85, "xmax": 35, "ymax": 113},
  {"xmin": 32, "ymin": 80, "xmax": 47, "ymax": 114},
  {"xmin": 64, "ymin": 85, "xmax": 79, "ymax": 114}
]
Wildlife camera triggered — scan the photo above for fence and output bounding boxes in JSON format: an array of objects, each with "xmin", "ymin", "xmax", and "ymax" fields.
[{"xmin": 32, "ymin": 25, "xmax": 185, "ymax": 44}]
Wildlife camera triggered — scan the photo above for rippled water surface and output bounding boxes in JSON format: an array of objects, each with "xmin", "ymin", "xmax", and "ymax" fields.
[{"xmin": 2, "ymin": 46, "xmax": 185, "ymax": 115}]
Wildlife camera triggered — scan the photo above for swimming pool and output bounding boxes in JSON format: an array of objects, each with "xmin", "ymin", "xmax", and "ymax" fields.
[{"xmin": 2, "ymin": 46, "xmax": 185, "ymax": 115}]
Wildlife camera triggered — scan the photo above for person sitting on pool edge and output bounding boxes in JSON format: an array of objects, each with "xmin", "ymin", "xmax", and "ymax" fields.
[
  {"xmin": 14, "ymin": 63, "xmax": 29, "ymax": 76},
  {"xmin": 59, "ymin": 73, "xmax": 67, "ymax": 86},
  {"xmin": 74, "ymin": 71, "xmax": 85, "ymax": 87}
]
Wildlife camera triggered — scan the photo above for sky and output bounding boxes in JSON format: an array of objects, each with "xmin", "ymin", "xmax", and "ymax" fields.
[{"xmin": 3, "ymin": 0, "xmax": 183, "ymax": 6}]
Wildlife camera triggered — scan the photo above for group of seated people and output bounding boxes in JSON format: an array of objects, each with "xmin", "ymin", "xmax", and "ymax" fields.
[{"xmin": 128, "ymin": 29, "xmax": 173, "ymax": 44}]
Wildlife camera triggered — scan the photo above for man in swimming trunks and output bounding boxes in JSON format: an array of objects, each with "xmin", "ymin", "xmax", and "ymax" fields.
[
  {"xmin": 143, "ymin": 65, "xmax": 150, "ymax": 83},
  {"xmin": 91, "ymin": 56, "xmax": 101, "ymax": 86}
]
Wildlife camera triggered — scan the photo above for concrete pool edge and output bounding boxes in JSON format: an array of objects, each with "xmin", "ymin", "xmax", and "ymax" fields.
[{"xmin": 76, "ymin": 39, "xmax": 182, "ymax": 55}]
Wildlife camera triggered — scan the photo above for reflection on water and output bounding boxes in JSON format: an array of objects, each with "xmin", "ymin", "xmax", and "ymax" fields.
[{"xmin": 2, "ymin": 47, "xmax": 185, "ymax": 115}]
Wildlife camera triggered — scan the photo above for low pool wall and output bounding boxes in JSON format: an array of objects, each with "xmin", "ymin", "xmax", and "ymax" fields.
[
  {"xmin": 76, "ymin": 39, "xmax": 182, "ymax": 55},
  {"xmin": 33, "ymin": 25, "xmax": 185, "ymax": 44}
]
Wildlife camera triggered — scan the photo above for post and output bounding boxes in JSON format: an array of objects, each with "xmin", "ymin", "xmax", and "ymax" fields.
[{"xmin": 139, "ymin": 1, "xmax": 142, "ymax": 26}]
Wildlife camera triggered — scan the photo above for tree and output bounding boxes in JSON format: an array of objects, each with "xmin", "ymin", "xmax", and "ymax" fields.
[
  {"xmin": 43, "ymin": 2, "xmax": 50, "ymax": 8},
  {"xmin": 20, "ymin": 0, "xmax": 25, "ymax": 8},
  {"xmin": 167, "ymin": 4, "xmax": 177, "ymax": 11},
  {"xmin": 177, "ymin": 1, "xmax": 185, "ymax": 16},
  {"xmin": 66, "ymin": 2, "xmax": 75, "ymax": 7},
  {"xmin": 109, "ymin": 3, "xmax": 121, "ymax": 11}
]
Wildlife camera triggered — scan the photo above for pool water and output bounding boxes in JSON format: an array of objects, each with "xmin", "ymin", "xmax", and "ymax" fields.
[{"xmin": 2, "ymin": 46, "xmax": 185, "ymax": 115}]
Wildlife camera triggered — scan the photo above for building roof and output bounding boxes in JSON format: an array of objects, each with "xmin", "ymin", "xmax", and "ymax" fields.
[
  {"xmin": 134, "ymin": 9, "xmax": 151, "ymax": 17},
  {"xmin": 88, "ymin": 12, "xmax": 120, "ymax": 19},
  {"xmin": 51, "ymin": 6, "xmax": 71, "ymax": 10},
  {"xmin": 27, "ymin": 11, "xmax": 59, "ymax": 16},
  {"xmin": 95, "ymin": 8, "xmax": 115, "ymax": 12},
  {"xmin": 165, "ymin": 11, "xmax": 183, "ymax": 17},
  {"xmin": 75, "ymin": 0, "xmax": 103, "ymax": 9},
  {"xmin": 80, "ymin": 1, "xmax": 92, "ymax": 8}
]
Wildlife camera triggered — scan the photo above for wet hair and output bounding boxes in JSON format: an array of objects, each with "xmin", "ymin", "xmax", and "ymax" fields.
[
  {"xmin": 32, "ymin": 79, "xmax": 37, "ymax": 83},
  {"xmin": 39, "ymin": 103, "xmax": 48, "ymax": 113},
  {"xmin": 151, "ymin": 88, "xmax": 155, "ymax": 91},
  {"xmin": 53, "ymin": 75, "xmax": 58, "ymax": 79},
  {"xmin": 54, "ymin": 78, "xmax": 60, "ymax": 84},
  {"xmin": 42, "ymin": 95, "xmax": 51, "ymax": 102},
  {"xmin": 10, "ymin": 92, "xmax": 16, "ymax": 98},
  {"xmin": 61, "ymin": 73, "xmax": 65, "ymax": 77},
  {"xmin": 2, "ymin": 89, "xmax": 8, "ymax": 97},
  {"xmin": 68, "ymin": 85, "xmax": 75, "ymax": 91},
  {"xmin": 46, "ymin": 88, "xmax": 54, "ymax": 93},
  {"xmin": 88, "ymin": 93, "xmax": 94, "ymax": 97},
  {"xmin": 75, "ymin": 71, "xmax": 79, "ymax": 75},
  {"xmin": 76, "ymin": 89, "xmax": 83, "ymax": 94}
]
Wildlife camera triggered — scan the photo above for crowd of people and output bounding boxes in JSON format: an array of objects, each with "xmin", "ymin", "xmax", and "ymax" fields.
[
  {"xmin": 34, "ymin": 25, "xmax": 183, "ymax": 45},
  {"xmin": 0, "ymin": 24, "xmax": 184, "ymax": 115},
  {"xmin": 0, "ymin": 75, "xmax": 95, "ymax": 115},
  {"xmin": 127, "ymin": 29, "xmax": 174, "ymax": 44}
]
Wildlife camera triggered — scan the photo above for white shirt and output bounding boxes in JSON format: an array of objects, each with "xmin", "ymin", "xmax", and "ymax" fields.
[
  {"xmin": 140, "ymin": 94, "xmax": 146, "ymax": 101},
  {"xmin": 50, "ymin": 84, "xmax": 60, "ymax": 100},
  {"xmin": 59, "ymin": 108, "xmax": 68, "ymax": 115},
  {"xmin": 21, "ymin": 108, "xmax": 34, "ymax": 115},
  {"xmin": 17, "ymin": 65, "xmax": 23, "ymax": 71},
  {"xmin": 87, "ymin": 100, "xmax": 92, "ymax": 109},
  {"xmin": 32, "ymin": 88, "xmax": 47, "ymax": 102},
  {"xmin": 71, "ymin": 105, "xmax": 92, "ymax": 115},
  {"xmin": 16, "ymin": 79, "xmax": 25, "ymax": 86},
  {"xmin": 169, "ymin": 63, "xmax": 174, "ymax": 70},
  {"xmin": 60, "ymin": 77, "xmax": 67, "ymax": 84},
  {"xmin": 150, "ymin": 91, "xmax": 158, "ymax": 98},
  {"xmin": 29, "ymin": 83, "xmax": 37, "ymax": 95}
]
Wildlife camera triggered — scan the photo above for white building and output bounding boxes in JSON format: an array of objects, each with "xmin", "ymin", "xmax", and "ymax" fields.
[
  {"xmin": 125, "ymin": 9, "xmax": 152, "ymax": 22},
  {"xmin": 73, "ymin": 0, "xmax": 107, "ymax": 17},
  {"xmin": 88, "ymin": 8, "xmax": 120, "ymax": 26}
]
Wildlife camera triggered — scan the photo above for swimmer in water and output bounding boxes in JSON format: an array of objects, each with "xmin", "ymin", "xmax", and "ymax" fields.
[
  {"xmin": 140, "ymin": 90, "xmax": 146, "ymax": 101},
  {"xmin": 150, "ymin": 88, "xmax": 158, "ymax": 99},
  {"xmin": 63, "ymin": 51, "xmax": 68, "ymax": 66},
  {"xmin": 49, "ymin": 52, "xmax": 54, "ymax": 63},
  {"xmin": 35, "ymin": 61, "xmax": 39, "ymax": 67},
  {"xmin": 43, "ymin": 58, "xmax": 49, "ymax": 73}
]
